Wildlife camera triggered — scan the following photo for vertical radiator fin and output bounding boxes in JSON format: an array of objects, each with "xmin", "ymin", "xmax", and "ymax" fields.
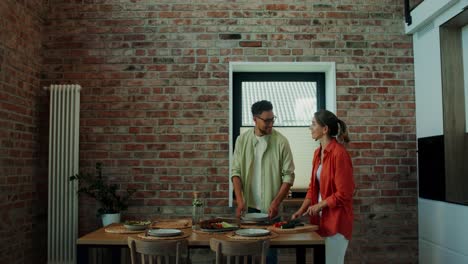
[{"xmin": 47, "ymin": 84, "xmax": 81, "ymax": 264}]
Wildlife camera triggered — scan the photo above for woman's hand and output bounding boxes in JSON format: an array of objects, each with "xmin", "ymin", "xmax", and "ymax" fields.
[
  {"xmin": 309, "ymin": 200, "xmax": 327, "ymax": 215},
  {"xmin": 291, "ymin": 209, "xmax": 306, "ymax": 220},
  {"xmin": 309, "ymin": 204, "xmax": 322, "ymax": 215},
  {"xmin": 291, "ymin": 212, "xmax": 300, "ymax": 220}
]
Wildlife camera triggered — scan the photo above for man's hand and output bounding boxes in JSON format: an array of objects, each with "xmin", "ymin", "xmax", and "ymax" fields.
[
  {"xmin": 268, "ymin": 201, "xmax": 280, "ymax": 219},
  {"xmin": 232, "ymin": 176, "xmax": 246, "ymax": 218},
  {"xmin": 236, "ymin": 200, "xmax": 246, "ymax": 218}
]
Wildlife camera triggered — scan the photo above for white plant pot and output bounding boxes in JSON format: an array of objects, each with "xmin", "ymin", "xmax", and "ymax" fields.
[{"xmin": 101, "ymin": 213, "xmax": 121, "ymax": 226}]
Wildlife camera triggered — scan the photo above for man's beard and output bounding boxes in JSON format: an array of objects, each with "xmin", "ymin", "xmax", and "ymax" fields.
[{"xmin": 257, "ymin": 127, "xmax": 271, "ymax": 136}]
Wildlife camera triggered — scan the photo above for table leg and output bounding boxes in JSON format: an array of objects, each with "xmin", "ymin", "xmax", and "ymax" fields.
[
  {"xmin": 314, "ymin": 244, "xmax": 325, "ymax": 264},
  {"xmin": 296, "ymin": 246, "xmax": 306, "ymax": 264},
  {"xmin": 110, "ymin": 247, "xmax": 120, "ymax": 263},
  {"xmin": 76, "ymin": 245, "xmax": 124, "ymax": 264},
  {"xmin": 77, "ymin": 245, "xmax": 89, "ymax": 264}
]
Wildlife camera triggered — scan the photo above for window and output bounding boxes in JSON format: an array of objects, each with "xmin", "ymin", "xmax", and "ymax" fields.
[{"xmin": 229, "ymin": 62, "xmax": 336, "ymax": 206}]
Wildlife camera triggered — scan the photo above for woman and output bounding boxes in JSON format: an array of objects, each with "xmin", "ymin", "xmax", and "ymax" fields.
[{"xmin": 291, "ymin": 109, "xmax": 355, "ymax": 264}]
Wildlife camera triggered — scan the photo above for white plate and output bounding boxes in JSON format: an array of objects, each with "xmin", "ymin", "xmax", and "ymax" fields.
[
  {"xmin": 241, "ymin": 213, "xmax": 269, "ymax": 221},
  {"xmin": 148, "ymin": 229, "xmax": 182, "ymax": 237},
  {"xmin": 235, "ymin": 228, "xmax": 271, "ymax": 237}
]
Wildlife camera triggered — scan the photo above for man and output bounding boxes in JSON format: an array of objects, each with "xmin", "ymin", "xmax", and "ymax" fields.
[{"xmin": 231, "ymin": 100, "xmax": 295, "ymax": 219}]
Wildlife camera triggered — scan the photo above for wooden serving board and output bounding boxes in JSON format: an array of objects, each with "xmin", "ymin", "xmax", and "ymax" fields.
[
  {"xmin": 267, "ymin": 224, "xmax": 318, "ymax": 233},
  {"xmin": 104, "ymin": 225, "xmax": 145, "ymax": 234},
  {"xmin": 150, "ymin": 218, "xmax": 191, "ymax": 229}
]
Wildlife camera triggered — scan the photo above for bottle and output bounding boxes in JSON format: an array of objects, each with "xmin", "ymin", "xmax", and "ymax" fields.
[{"xmin": 192, "ymin": 192, "xmax": 204, "ymax": 229}]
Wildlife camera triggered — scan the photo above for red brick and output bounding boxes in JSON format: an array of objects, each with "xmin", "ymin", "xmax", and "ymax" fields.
[
  {"xmin": 28, "ymin": 1, "xmax": 420, "ymax": 263},
  {"xmin": 159, "ymin": 152, "xmax": 181, "ymax": 159},
  {"xmin": 207, "ymin": 12, "xmax": 229, "ymax": 18},
  {"xmin": 159, "ymin": 191, "xmax": 181, "ymax": 198},
  {"xmin": 266, "ymin": 4, "xmax": 289, "ymax": 10},
  {"xmin": 239, "ymin": 41, "xmax": 262, "ymax": 47},
  {"xmin": 159, "ymin": 176, "xmax": 182, "ymax": 182}
]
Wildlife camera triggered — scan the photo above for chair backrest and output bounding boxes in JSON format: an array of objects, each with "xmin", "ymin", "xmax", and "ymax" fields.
[
  {"xmin": 209, "ymin": 238, "xmax": 270, "ymax": 264},
  {"xmin": 127, "ymin": 237, "xmax": 188, "ymax": 264}
]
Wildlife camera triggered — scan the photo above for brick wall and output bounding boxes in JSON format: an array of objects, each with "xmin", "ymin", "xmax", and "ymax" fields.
[
  {"xmin": 41, "ymin": 1, "xmax": 417, "ymax": 263},
  {"xmin": 0, "ymin": 0, "xmax": 47, "ymax": 263}
]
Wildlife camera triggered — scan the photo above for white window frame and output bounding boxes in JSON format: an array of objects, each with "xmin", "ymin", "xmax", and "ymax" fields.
[{"xmin": 228, "ymin": 62, "xmax": 337, "ymax": 206}]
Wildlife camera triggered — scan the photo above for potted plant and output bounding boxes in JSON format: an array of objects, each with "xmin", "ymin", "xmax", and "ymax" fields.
[{"xmin": 70, "ymin": 162, "xmax": 136, "ymax": 226}]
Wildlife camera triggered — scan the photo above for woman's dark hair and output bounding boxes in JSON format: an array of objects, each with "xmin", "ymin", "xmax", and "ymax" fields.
[
  {"xmin": 251, "ymin": 100, "xmax": 273, "ymax": 116},
  {"xmin": 314, "ymin": 109, "xmax": 350, "ymax": 143}
]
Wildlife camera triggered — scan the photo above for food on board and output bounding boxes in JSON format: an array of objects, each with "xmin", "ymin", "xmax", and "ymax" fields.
[
  {"xmin": 273, "ymin": 219, "xmax": 304, "ymax": 229},
  {"xmin": 200, "ymin": 218, "xmax": 235, "ymax": 229},
  {"xmin": 124, "ymin": 220, "xmax": 151, "ymax": 226}
]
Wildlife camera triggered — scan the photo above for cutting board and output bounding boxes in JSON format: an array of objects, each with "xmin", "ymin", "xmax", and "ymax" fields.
[
  {"xmin": 150, "ymin": 218, "xmax": 191, "ymax": 229},
  {"xmin": 267, "ymin": 224, "xmax": 318, "ymax": 233}
]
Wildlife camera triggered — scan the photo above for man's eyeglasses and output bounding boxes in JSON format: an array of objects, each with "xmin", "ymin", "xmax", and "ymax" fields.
[{"xmin": 256, "ymin": 115, "xmax": 277, "ymax": 124}]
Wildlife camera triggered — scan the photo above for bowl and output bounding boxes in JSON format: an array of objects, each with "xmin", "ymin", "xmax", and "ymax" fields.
[{"xmin": 124, "ymin": 220, "xmax": 151, "ymax": 231}]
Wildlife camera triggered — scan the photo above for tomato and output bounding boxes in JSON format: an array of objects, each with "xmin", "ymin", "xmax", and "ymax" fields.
[{"xmin": 273, "ymin": 221, "xmax": 287, "ymax": 228}]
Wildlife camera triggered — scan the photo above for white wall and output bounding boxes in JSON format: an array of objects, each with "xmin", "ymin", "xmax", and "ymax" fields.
[
  {"xmin": 408, "ymin": 0, "xmax": 468, "ymax": 263},
  {"xmin": 413, "ymin": 23, "xmax": 444, "ymax": 138},
  {"xmin": 463, "ymin": 25, "xmax": 468, "ymax": 132},
  {"xmin": 419, "ymin": 198, "xmax": 468, "ymax": 264}
]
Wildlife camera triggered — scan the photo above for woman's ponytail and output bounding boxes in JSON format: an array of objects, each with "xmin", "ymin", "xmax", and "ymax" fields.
[
  {"xmin": 314, "ymin": 109, "xmax": 350, "ymax": 144},
  {"xmin": 337, "ymin": 119, "xmax": 350, "ymax": 144}
]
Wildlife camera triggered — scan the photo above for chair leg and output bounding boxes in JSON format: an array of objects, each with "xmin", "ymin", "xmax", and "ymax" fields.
[
  {"xmin": 215, "ymin": 244, "xmax": 223, "ymax": 264},
  {"xmin": 129, "ymin": 240, "xmax": 137, "ymax": 264}
]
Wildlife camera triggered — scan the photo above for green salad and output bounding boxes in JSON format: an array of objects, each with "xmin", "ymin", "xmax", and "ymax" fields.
[{"xmin": 124, "ymin": 220, "xmax": 151, "ymax": 226}]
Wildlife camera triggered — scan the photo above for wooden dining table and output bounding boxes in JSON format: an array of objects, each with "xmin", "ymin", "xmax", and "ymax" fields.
[{"xmin": 77, "ymin": 222, "xmax": 325, "ymax": 264}]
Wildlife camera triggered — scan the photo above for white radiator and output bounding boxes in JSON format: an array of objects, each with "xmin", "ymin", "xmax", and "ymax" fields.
[{"xmin": 46, "ymin": 84, "xmax": 81, "ymax": 264}]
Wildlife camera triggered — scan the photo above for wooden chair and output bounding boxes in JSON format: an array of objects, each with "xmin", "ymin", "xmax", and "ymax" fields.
[
  {"xmin": 127, "ymin": 237, "xmax": 189, "ymax": 264},
  {"xmin": 209, "ymin": 238, "xmax": 270, "ymax": 264}
]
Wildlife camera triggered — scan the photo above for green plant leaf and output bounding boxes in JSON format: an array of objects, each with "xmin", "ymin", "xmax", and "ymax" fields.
[{"xmin": 69, "ymin": 162, "xmax": 135, "ymax": 216}]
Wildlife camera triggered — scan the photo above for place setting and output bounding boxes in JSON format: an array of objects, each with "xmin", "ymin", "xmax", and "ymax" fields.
[
  {"xmin": 150, "ymin": 218, "xmax": 192, "ymax": 229},
  {"xmin": 239, "ymin": 212, "xmax": 279, "ymax": 228},
  {"xmin": 225, "ymin": 228, "xmax": 278, "ymax": 240},
  {"xmin": 267, "ymin": 218, "xmax": 318, "ymax": 234},
  {"xmin": 212, "ymin": 213, "xmax": 276, "ymax": 240},
  {"xmin": 104, "ymin": 220, "xmax": 151, "ymax": 234},
  {"xmin": 192, "ymin": 218, "xmax": 240, "ymax": 234},
  {"xmin": 137, "ymin": 228, "xmax": 191, "ymax": 240}
]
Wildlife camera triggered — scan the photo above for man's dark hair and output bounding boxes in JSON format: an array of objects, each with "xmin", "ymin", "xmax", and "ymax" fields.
[{"xmin": 251, "ymin": 100, "xmax": 273, "ymax": 116}]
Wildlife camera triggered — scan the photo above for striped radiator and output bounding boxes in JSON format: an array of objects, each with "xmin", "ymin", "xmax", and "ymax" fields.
[{"xmin": 46, "ymin": 84, "xmax": 81, "ymax": 264}]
